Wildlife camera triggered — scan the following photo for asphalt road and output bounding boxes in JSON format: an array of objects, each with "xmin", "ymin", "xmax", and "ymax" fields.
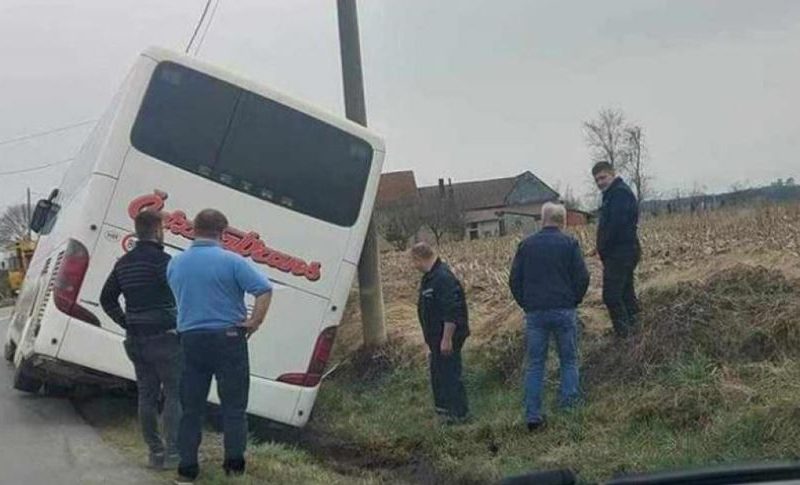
[{"xmin": 0, "ymin": 308, "xmax": 160, "ymax": 485}]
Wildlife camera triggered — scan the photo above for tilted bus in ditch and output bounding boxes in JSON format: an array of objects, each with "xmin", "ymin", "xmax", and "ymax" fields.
[{"xmin": 4, "ymin": 47, "xmax": 384, "ymax": 427}]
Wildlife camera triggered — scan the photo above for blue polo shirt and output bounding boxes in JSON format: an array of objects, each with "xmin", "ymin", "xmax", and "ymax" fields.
[{"xmin": 167, "ymin": 239, "xmax": 273, "ymax": 333}]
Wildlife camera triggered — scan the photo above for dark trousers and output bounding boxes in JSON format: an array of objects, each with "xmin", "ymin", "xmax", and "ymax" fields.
[
  {"xmin": 123, "ymin": 333, "xmax": 182, "ymax": 459},
  {"xmin": 602, "ymin": 255, "xmax": 640, "ymax": 337},
  {"xmin": 178, "ymin": 328, "xmax": 250, "ymax": 479},
  {"xmin": 428, "ymin": 344, "xmax": 469, "ymax": 419}
]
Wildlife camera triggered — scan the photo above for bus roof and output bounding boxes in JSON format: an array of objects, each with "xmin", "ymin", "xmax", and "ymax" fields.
[{"xmin": 141, "ymin": 46, "xmax": 385, "ymax": 153}]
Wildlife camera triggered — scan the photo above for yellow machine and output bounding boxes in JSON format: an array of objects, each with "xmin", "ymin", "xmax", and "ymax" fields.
[{"xmin": 5, "ymin": 239, "xmax": 36, "ymax": 295}]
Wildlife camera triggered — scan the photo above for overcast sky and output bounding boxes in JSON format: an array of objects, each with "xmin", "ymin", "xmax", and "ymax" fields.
[{"xmin": 1, "ymin": 0, "xmax": 798, "ymax": 210}]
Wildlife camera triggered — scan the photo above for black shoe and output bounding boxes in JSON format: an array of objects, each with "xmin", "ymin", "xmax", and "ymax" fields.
[
  {"xmin": 176, "ymin": 465, "xmax": 199, "ymax": 484},
  {"xmin": 527, "ymin": 419, "xmax": 546, "ymax": 432},
  {"xmin": 223, "ymin": 458, "xmax": 246, "ymax": 477}
]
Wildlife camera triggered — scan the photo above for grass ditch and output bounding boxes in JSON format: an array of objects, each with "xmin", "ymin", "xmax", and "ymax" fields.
[{"xmin": 76, "ymin": 260, "xmax": 800, "ymax": 484}]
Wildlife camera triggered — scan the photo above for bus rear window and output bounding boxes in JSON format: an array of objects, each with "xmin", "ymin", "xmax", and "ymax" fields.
[{"xmin": 131, "ymin": 62, "xmax": 373, "ymax": 227}]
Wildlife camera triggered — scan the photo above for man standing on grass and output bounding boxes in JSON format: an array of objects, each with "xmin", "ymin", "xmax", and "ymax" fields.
[
  {"xmin": 100, "ymin": 210, "xmax": 181, "ymax": 470},
  {"xmin": 412, "ymin": 242, "xmax": 470, "ymax": 424},
  {"xmin": 592, "ymin": 161, "xmax": 641, "ymax": 338},
  {"xmin": 509, "ymin": 202, "xmax": 590, "ymax": 431},
  {"xmin": 167, "ymin": 209, "xmax": 273, "ymax": 484}
]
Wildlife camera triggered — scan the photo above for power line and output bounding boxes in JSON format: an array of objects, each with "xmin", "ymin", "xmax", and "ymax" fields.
[
  {"xmin": 0, "ymin": 157, "xmax": 74, "ymax": 177},
  {"xmin": 0, "ymin": 119, "xmax": 96, "ymax": 147},
  {"xmin": 185, "ymin": 0, "xmax": 213, "ymax": 54},
  {"xmin": 195, "ymin": 0, "xmax": 221, "ymax": 55}
]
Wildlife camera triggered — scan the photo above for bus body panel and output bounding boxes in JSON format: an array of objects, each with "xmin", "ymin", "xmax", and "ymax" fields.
[
  {"xmin": 56, "ymin": 317, "xmax": 133, "ymax": 380},
  {"xmin": 104, "ymin": 151, "xmax": 351, "ymax": 299}
]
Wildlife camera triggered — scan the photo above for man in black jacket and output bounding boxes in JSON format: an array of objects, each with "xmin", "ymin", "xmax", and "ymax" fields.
[
  {"xmin": 510, "ymin": 202, "xmax": 590, "ymax": 431},
  {"xmin": 412, "ymin": 242, "xmax": 470, "ymax": 423},
  {"xmin": 101, "ymin": 210, "xmax": 181, "ymax": 470},
  {"xmin": 593, "ymin": 161, "xmax": 641, "ymax": 338}
]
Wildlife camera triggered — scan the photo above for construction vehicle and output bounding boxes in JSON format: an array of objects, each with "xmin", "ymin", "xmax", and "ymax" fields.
[{"xmin": 4, "ymin": 239, "xmax": 36, "ymax": 295}]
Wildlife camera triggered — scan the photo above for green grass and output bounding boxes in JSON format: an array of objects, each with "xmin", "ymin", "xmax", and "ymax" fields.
[
  {"xmin": 78, "ymin": 394, "xmax": 385, "ymax": 485},
  {"xmin": 310, "ymin": 350, "xmax": 800, "ymax": 484},
  {"xmin": 83, "ymin": 345, "xmax": 800, "ymax": 484}
]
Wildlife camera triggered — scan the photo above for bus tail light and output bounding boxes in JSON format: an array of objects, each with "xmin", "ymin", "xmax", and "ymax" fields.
[
  {"xmin": 53, "ymin": 239, "xmax": 99, "ymax": 326},
  {"xmin": 277, "ymin": 326, "xmax": 338, "ymax": 387}
]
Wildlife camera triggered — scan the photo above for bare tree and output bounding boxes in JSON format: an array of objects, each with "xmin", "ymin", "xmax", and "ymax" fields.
[
  {"xmin": 689, "ymin": 182, "xmax": 707, "ymax": 214},
  {"xmin": 376, "ymin": 203, "xmax": 421, "ymax": 251},
  {"xmin": 729, "ymin": 180, "xmax": 750, "ymax": 193},
  {"xmin": 0, "ymin": 204, "xmax": 30, "ymax": 246},
  {"xmin": 420, "ymin": 192, "xmax": 464, "ymax": 245},
  {"xmin": 623, "ymin": 125, "xmax": 651, "ymax": 205},
  {"xmin": 584, "ymin": 108, "xmax": 628, "ymax": 169},
  {"xmin": 554, "ymin": 183, "xmax": 583, "ymax": 210}
]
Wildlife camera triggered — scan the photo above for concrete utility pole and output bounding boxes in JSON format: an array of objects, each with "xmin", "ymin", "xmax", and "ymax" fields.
[{"xmin": 336, "ymin": 0, "xmax": 387, "ymax": 348}]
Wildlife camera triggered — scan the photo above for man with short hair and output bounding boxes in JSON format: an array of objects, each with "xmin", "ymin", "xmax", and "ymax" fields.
[
  {"xmin": 167, "ymin": 209, "xmax": 273, "ymax": 483},
  {"xmin": 509, "ymin": 202, "xmax": 590, "ymax": 431},
  {"xmin": 411, "ymin": 242, "xmax": 470, "ymax": 423},
  {"xmin": 592, "ymin": 161, "xmax": 641, "ymax": 337},
  {"xmin": 101, "ymin": 210, "xmax": 181, "ymax": 470}
]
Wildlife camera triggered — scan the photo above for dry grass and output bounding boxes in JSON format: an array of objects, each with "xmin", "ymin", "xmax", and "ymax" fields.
[{"xmin": 336, "ymin": 203, "xmax": 800, "ymax": 359}]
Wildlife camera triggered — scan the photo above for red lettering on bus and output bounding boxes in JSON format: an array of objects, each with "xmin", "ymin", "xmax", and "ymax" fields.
[{"xmin": 127, "ymin": 190, "xmax": 323, "ymax": 282}]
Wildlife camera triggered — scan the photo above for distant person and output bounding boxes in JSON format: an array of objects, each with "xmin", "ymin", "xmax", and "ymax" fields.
[
  {"xmin": 411, "ymin": 242, "xmax": 470, "ymax": 424},
  {"xmin": 100, "ymin": 210, "xmax": 181, "ymax": 470},
  {"xmin": 509, "ymin": 202, "xmax": 590, "ymax": 431},
  {"xmin": 167, "ymin": 209, "xmax": 273, "ymax": 483},
  {"xmin": 592, "ymin": 161, "xmax": 641, "ymax": 337}
]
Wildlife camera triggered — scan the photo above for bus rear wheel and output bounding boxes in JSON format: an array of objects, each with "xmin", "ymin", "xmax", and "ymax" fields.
[{"xmin": 13, "ymin": 360, "xmax": 43, "ymax": 394}]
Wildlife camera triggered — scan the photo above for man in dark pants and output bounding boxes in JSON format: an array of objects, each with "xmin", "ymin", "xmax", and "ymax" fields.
[
  {"xmin": 101, "ymin": 210, "xmax": 181, "ymax": 470},
  {"xmin": 412, "ymin": 242, "xmax": 470, "ymax": 423},
  {"xmin": 593, "ymin": 161, "xmax": 641, "ymax": 337},
  {"xmin": 167, "ymin": 209, "xmax": 273, "ymax": 484},
  {"xmin": 510, "ymin": 202, "xmax": 590, "ymax": 431}
]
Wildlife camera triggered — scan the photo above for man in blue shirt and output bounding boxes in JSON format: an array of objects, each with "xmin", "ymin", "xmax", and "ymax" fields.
[
  {"xmin": 509, "ymin": 202, "xmax": 590, "ymax": 432},
  {"xmin": 167, "ymin": 209, "xmax": 273, "ymax": 483}
]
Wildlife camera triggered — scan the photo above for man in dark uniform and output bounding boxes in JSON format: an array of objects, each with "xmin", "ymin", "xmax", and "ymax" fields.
[
  {"xmin": 101, "ymin": 210, "xmax": 181, "ymax": 470},
  {"xmin": 412, "ymin": 242, "xmax": 470, "ymax": 423},
  {"xmin": 593, "ymin": 161, "xmax": 641, "ymax": 337}
]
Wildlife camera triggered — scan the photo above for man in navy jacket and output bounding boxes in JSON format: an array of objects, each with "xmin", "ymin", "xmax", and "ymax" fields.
[
  {"xmin": 592, "ymin": 161, "xmax": 641, "ymax": 337},
  {"xmin": 509, "ymin": 202, "xmax": 590, "ymax": 430}
]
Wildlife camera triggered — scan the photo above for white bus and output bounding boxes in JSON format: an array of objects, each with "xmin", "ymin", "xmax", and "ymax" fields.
[{"xmin": 4, "ymin": 47, "xmax": 384, "ymax": 427}]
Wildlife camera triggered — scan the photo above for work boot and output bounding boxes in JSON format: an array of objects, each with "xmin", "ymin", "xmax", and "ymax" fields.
[
  {"xmin": 223, "ymin": 458, "xmax": 246, "ymax": 477},
  {"xmin": 176, "ymin": 464, "xmax": 199, "ymax": 484}
]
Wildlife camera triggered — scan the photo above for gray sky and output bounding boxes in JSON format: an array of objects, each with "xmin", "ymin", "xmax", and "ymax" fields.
[{"xmin": 1, "ymin": 0, "xmax": 798, "ymax": 211}]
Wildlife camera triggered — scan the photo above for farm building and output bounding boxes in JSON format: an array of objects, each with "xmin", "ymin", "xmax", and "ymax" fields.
[{"xmin": 376, "ymin": 170, "xmax": 588, "ymax": 244}]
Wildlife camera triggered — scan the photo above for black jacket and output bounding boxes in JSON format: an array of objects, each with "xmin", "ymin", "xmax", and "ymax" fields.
[
  {"xmin": 417, "ymin": 259, "xmax": 470, "ymax": 348},
  {"xmin": 509, "ymin": 227, "xmax": 590, "ymax": 313},
  {"xmin": 597, "ymin": 177, "xmax": 640, "ymax": 260},
  {"xmin": 100, "ymin": 241, "xmax": 177, "ymax": 336}
]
